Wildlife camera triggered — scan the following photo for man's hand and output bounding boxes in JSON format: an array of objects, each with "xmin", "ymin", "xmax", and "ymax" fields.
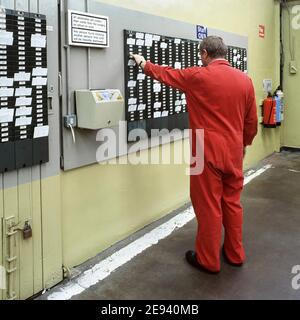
[{"xmin": 130, "ymin": 54, "xmax": 147, "ymax": 69}]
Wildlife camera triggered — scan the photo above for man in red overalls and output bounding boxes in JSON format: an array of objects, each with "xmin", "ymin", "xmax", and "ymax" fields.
[{"xmin": 131, "ymin": 36, "xmax": 258, "ymax": 274}]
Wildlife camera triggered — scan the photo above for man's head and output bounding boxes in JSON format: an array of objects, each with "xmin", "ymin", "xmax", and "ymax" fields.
[{"xmin": 199, "ymin": 36, "xmax": 228, "ymax": 67}]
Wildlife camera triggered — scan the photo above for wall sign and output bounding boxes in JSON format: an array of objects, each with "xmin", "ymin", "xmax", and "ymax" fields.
[
  {"xmin": 259, "ymin": 25, "xmax": 265, "ymax": 38},
  {"xmin": 196, "ymin": 25, "xmax": 208, "ymax": 40},
  {"xmin": 68, "ymin": 10, "xmax": 109, "ymax": 48},
  {"xmin": 263, "ymin": 79, "xmax": 273, "ymax": 93}
]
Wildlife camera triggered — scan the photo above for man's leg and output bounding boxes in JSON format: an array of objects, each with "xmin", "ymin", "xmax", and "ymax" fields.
[
  {"xmin": 190, "ymin": 162, "xmax": 223, "ymax": 272},
  {"xmin": 222, "ymin": 170, "xmax": 245, "ymax": 264}
]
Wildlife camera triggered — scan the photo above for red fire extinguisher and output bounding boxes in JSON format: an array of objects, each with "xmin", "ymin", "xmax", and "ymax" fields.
[{"xmin": 263, "ymin": 93, "xmax": 277, "ymax": 128}]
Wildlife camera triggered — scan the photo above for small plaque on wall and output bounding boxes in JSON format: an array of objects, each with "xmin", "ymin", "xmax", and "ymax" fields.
[{"xmin": 68, "ymin": 10, "xmax": 109, "ymax": 48}]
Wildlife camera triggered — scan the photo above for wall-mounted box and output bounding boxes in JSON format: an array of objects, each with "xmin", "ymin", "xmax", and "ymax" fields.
[{"xmin": 75, "ymin": 89, "xmax": 124, "ymax": 130}]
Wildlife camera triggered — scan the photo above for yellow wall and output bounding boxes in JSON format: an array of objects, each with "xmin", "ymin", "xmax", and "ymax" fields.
[
  {"xmin": 40, "ymin": 175, "xmax": 63, "ymax": 289},
  {"xmin": 61, "ymin": 0, "xmax": 281, "ymax": 268},
  {"xmin": 62, "ymin": 142, "xmax": 190, "ymax": 267},
  {"xmin": 282, "ymin": 1, "xmax": 300, "ymax": 148}
]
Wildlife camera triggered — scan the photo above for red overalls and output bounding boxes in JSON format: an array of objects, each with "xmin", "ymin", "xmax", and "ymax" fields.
[{"xmin": 144, "ymin": 60, "xmax": 258, "ymax": 272}]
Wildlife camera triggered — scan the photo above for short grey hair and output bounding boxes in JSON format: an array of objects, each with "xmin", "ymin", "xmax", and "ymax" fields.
[{"xmin": 199, "ymin": 36, "xmax": 228, "ymax": 59}]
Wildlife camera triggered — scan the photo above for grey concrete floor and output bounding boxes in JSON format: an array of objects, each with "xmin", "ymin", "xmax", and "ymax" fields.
[{"xmin": 41, "ymin": 151, "xmax": 300, "ymax": 300}]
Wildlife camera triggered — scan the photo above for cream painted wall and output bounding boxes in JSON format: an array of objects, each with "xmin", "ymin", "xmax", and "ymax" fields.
[
  {"xmin": 41, "ymin": 175, "xmax": 63, "ymax": 289},
  {"xmin": 61, "ymin": 0, "xmax": 281, "ymax": 268},
  {"xmin": 282, "ymin": 1, "xmax": 300, "ymax": 148},
  {"xmin": 61, "ymin": 142, "xmax": 190, "ymax": 267}
]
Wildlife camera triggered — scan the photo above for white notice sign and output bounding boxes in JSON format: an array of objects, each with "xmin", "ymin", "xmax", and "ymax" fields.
[{"xmin": 68, "ymin": 10, "xmax": 109, "ymax": 48}]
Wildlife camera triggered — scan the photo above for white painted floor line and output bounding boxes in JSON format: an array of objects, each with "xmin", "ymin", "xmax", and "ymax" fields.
[
  {"xmin": 47, "ymin": 164, "xmax": 272, "ymax": 300},
  {"xmin": 289, "ymin": 169, "xmax": 300, "ymax": 173},
  {"xmin": 244, "ymin": 164, "xmax": 272, "ymax": 185}
]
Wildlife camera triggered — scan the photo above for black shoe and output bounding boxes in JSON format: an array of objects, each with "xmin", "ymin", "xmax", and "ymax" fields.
[
  {"xmin": 185, "ymin": 251, "xmax": 220, "ymax": 274},
  {"xmin": 222, "ymin": 246, "xmax": 244, "ymax": 267}
]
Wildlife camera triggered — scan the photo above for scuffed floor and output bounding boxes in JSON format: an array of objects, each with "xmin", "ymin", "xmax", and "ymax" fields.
[{"xmin": 39, "ymin": 151, "xmax": 300, "ymax": 300}]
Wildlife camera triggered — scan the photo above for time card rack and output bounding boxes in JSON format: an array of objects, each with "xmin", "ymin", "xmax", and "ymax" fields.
[
  {"xmin": 124, "ymin": 30, "xmax": 248, "ymax": 142},
  {"xmin": 0, "ymin": 8, "xmax": 49, "ymax": 173}
]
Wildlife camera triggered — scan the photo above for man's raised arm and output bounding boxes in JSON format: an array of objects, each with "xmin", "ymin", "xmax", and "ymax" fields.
[{"xmin": 130, "ymin": 54, "xmax": 197, "ymax": 93}]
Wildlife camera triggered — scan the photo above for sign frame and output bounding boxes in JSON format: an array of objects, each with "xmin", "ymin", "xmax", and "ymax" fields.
[{"xmin": 68, "ymin": 10, "xmax": 110, "ymax": 48}]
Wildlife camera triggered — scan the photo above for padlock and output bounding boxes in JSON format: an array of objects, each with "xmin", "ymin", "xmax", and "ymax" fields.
[{"xmin": 23, "ymin": 221, "xmax": 32, "ymax": 240}]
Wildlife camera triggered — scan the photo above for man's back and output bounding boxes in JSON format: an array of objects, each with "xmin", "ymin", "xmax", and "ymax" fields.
[
  {"xmin": 144, "ymin": 59, "xmax": 258, "ymax": 149},
  {"xmin": 187, "ymin": 60, "xmax": 254, "ymax": 138}
]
